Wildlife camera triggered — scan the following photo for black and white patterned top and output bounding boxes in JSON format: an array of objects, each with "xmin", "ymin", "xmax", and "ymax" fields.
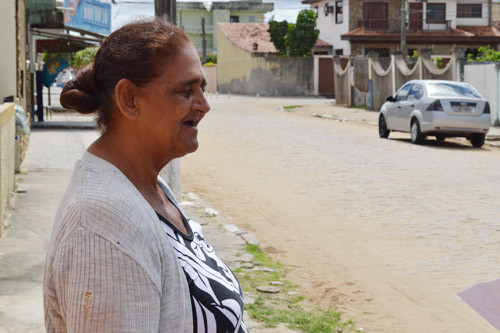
[{"xmin": 158, "ymin": 212, "xmax": 248, "ymax": 333}]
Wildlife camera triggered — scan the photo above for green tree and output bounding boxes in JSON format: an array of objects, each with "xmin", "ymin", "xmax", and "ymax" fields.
[
  {"xmin": 42, "ymin": 52, "xmax": 68, "ymax": 63},
  {"xmin": 72, "ymin": 46, "xmax": 99, "ymax": 70},
  {"xmin": 467, "ymin": 45, "xmax": 500, "ymax": 62},
  {"xmin": 285, "ymin": 9, "xmax": 319, "ymax": 57},
  {"xmin": 268, "ymin": 20, "xmax": 289, "ymax": 55},
  {"xmin": 205, "ymin": 54, "xmax": 217, "ymax": 64}
]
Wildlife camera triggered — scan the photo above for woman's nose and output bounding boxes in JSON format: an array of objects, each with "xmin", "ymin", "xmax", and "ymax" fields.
[{"xmin": 195, "ymin": 90, "xmax": 210, "ymax": 114}]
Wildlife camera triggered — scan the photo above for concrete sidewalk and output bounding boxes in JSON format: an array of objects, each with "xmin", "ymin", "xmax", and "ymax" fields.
[{"xmin": 0, "ymin": 128, "xmax": 286, "ymax": 332}]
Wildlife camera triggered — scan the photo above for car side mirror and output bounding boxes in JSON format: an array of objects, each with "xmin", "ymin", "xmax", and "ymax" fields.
[{"xmin": 386, "ymin": 96, "xmax": 396, "ymax": 103}]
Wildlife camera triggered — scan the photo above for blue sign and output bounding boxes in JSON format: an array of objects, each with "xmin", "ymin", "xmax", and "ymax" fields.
[
  {"xmin": 64, "ymin": 0, "xmax": 111, "ymax": 36},
  {"xmin": 43, "ymin": 58, "xmax": 70, "ymax": 88}
]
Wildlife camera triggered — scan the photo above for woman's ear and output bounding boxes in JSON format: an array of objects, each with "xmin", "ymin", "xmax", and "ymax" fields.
[{"xmin": 115, "ymin": 78, "xmax": 139, "ymax": 120}]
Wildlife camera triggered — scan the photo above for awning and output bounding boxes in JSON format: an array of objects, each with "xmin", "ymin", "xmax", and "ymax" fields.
[
  {"xmin": 36, "ymin": 39, "xmax": 91, "ymax": 53},
  {"xmin": 31, "ymin": 28, "xmax": 103, "ymax": 53}
]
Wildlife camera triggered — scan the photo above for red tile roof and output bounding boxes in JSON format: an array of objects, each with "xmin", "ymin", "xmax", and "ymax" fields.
[
  {"xmin": 218, "ymin": 23, "xmax": 277, "ymax": 54},
  {"xmin": 341, "ymin": 26, "xmax": 500, "ymax": 44},
  {"xmin": 315, "ymin": 38, "xmax": 332, "ymax": 47},
  {"xmin": 457, "ymin": 25, "xmax": 500, "ymax": 37},
  {"xmin": 494, "ymin": 20, "xmax": 500, "ymax": 31}
]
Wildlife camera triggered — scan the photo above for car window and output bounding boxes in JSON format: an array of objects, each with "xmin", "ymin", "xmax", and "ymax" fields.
[
  {"xmin": 407, "ymin": 84, "xmax": 423, "ymax": 100},
  {"xmin": 427, "ymin": 82, "xmax": 482, "ymax": 99},
  {"xmin": 396, "ymin": 84, "xmax": 412, "ymax": 101}
]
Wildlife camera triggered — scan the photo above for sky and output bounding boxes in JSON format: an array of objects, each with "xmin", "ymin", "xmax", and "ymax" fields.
[{"xmin": 111, "ymin": 0, "xmax": 310, "ymax": 31}]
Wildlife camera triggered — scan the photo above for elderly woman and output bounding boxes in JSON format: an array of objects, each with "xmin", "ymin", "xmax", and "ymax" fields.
[{"xmin": 43, "ymin": 20, "xmax": 247, "ymax": 332}]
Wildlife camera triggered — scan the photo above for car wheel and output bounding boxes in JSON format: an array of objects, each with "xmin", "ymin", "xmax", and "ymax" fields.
[
  {"xmin": 435, "ymin": 134, "xmax": 446, "ymax": 141},
  {"xmin": 411, "ymin": 120, "xmax": 425, "ymax": 144},
  {"xmin": 469, "ymin": 133, "xmax": 485, "ymax": 148},
  {"xmin": 379, "ymin": 115, "xmax": 390, "ymax": 138}
]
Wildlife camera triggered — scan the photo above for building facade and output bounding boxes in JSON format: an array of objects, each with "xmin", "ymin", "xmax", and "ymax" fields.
[
  {"xmin": 177, "ymin": 0, "xmax": 274, "ymax": 55},
  {"xmin": 303, "ymin": 0, "xmax": 500, "ymax": 56},
  {"xmin": 302, "ymin": 0, "xmax": 350, "ymax": 55}
]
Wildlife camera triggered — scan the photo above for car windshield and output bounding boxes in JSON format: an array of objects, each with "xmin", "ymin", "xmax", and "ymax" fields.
[{"xmin": 427, "ymin": 82, "xmax": 481, "ymax": 99}]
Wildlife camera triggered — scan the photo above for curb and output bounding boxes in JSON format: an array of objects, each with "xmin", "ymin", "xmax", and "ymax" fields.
[
  {"xmin": 182, "ymin": 192, "xmax": 260, "ymax": 247},
  {"xmin": 31, "ymin": 121, "xmax": 96, "ymax": 130}
]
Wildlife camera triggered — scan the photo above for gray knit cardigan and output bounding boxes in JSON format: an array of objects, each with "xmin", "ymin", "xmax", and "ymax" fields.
[{"xmin": 43, "ymin": 151, "xmax": 193, "ymax": 332}]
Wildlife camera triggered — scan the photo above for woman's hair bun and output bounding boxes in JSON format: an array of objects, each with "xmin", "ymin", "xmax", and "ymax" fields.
[{"xmin": 60, "ymin": 65, "xmax": 99, "ymax": 114}]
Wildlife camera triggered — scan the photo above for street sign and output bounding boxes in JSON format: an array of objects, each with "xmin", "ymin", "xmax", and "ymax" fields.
[{"xmin": 64, "ymin": 0, "xmax": 111, "ymax": 36}]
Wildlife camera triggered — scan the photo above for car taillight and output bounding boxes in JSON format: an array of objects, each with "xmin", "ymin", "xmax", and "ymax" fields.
[
  {"xmin": 427, "ymin": 100, "xmax": 443, "ymax": 111},
  {"xmin": 483, "ymin": 102, "xmax": 491, "ymax": 114}
]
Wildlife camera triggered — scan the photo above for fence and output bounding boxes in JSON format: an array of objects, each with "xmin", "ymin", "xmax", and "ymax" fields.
[
  {"xmin": 334, "ymin": 49, "xmax": 462, "ymax": 110},
  {"xmin": 0, "ymin": 103, "xmax": 15, "ymax": 236},
  {"xmin": 464, "ymin": 63, "xmax": 500, "ymax": 126},
  {"xmin": 218, "ymin": 56, "xmax": 314, "ymax": 97}
]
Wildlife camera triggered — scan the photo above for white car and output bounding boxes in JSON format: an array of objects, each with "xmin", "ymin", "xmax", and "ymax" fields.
[{"xmin": 379, "ymin": 80, "xmax": 491, "ymax": 147}]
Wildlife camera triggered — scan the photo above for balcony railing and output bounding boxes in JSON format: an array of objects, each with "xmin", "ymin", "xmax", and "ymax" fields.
[
  {"xmin": 360, "ymin": 19, "xmax": 452, "ymax": 32},
  {"xmin": 181, "ymin": 25, "xmax": 214, "ymax": 33}
]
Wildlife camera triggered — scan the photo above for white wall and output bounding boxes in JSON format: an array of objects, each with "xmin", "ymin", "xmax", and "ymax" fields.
[
  {"xmin": 308, "ymin": 1, "xmax": 350, "ymax": 55},
  {"xmin": 212, "ymin": 9, "xmax": 230, "ymax": 54},
  {"xmin": 0, "ymin": 1, "xmax": 16, "ymax": 102},
  {"xmin": 0, "ymin": 104, "xmax": 16, "ymax": 235},
  {"xmin": 464, "ymin": 63, "xmax": 500, "ymax": 125}
]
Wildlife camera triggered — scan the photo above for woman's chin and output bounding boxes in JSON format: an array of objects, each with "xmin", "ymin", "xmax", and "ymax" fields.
[{"xmin": 174, "ymin": 140, "xmax": 199, "ymax": 157}]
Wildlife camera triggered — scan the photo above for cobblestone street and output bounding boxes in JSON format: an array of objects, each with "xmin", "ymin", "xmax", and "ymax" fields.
[{"xmin": 182, "ymin": 95, "xmax": 500, "ymax": 332}]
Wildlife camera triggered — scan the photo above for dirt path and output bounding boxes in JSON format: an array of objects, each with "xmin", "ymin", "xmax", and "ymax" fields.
[{"xmin": 182, "ymin": 96, "xmax": 499, "ymax": 332}]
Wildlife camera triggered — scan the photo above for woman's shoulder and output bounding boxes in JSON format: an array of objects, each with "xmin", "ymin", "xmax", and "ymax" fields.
[
  {"xmin": 54, "ymin": 152, "xmax": 166, "ymax": 255},
  {"xmin": 49, "ymin": 156, "xmax": 173, "ymax": 286},
  {"xmin": 66, "ymin": 153, "xmax": 150, "ymax": 220}
]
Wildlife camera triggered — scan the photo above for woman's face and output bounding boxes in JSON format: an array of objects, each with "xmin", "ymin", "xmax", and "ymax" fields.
[{"xmin": 135, "ymin": 44, "xmax": 210, "ymax": 160}]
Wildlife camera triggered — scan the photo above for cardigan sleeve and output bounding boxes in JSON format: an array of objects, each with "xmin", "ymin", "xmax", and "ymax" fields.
[{"xmin": 45, "ymin": 227, "xmax": 162, "ymax": 333}]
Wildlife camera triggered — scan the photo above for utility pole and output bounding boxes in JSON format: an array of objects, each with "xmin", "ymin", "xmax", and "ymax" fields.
[
  {"xmin": 400, "ymin": 0, "xmax": 407, "ymax": 57},
  {"xmin": 155, "ymin": 0, "xmax": 182, "ymax": 200},
  {"xmin": 201, "ymin": 17, "xmax": 207, "ymax": 64},
  {"xmin": 155, "ymin": 0, "xmax": 176, "ymax": 25},
  {"xmin": 488, "ymin": 0, "xmax": 493, "ymax": 27}
]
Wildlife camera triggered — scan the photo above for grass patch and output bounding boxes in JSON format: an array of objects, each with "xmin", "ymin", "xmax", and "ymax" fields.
[
  {"xmin": 283, "ymin": 105, "xmax": 304, "ymax": 110},
  {"xmin": 237, "ymin": 244, "xmax": 358, "ymax": 332}
]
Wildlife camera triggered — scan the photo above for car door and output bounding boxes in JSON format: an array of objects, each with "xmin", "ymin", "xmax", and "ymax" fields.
[
  {"xmin": 401, "ymin": 83, "xmax": 424, "ymax": 129},
  {"xmin": 390, "ymin": 83, "xmax": 412, "ymax": 130}
]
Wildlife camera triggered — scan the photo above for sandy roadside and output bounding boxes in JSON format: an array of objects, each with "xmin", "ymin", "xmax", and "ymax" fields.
[{"xmin": 182, "ymin": 96, "xmax": 499, "ymax": 332}]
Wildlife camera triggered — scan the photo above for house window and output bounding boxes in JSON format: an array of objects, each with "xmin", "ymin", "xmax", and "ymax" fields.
[
  {"xmin": 230, "ymin": 16, "xmax": 239, "ymax": 23},
  {"xmin": 363, "ymin": 2, "xmax": 388, "ymax": 30},
  {"xmin": 335, "ymin": 49, "xmax": 344, "ymax": 56},
  {"xmin": 248, "ymin": 15, "xmax": 255, "ymax": 22},
  {"xmin": 336, "ymin": 1, "xmax": 343, "ymax": 23},
  {"xmin": 426, "ymin": 3, "xmax": 446, "ymax": 23},
  {"xmin": 457, "ymin": 4, "xmax": 482, "ymax": 18}
]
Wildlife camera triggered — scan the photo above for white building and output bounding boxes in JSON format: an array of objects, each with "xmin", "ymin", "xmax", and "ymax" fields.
[{"xmin": 302, "ymin": 0, "xmax": 350, "ymax": 55}]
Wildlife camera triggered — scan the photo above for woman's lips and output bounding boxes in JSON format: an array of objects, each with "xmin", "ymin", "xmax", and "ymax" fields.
[{"xmin": 182, "ymin": 120, "xmax": 198, "ymax": 130}]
